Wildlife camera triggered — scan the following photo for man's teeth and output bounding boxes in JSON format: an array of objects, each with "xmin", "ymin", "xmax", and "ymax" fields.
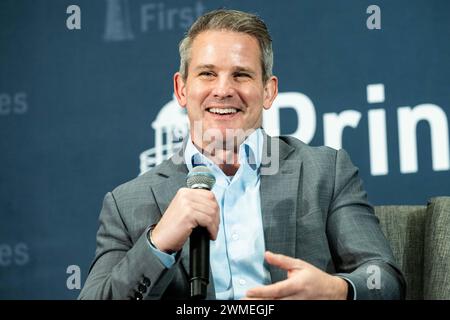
[{"xmin": 208, "ymin": 108, "xmax": 238, "ymax": 114}]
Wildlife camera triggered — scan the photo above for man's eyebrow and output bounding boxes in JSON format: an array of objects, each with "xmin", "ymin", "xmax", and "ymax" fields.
[
  {"xmin": 193, "ymin": 64, "xmax": 216, "ymax": 71},
  {"xmin": 233, "ymin": 66, "xmax": 256, "ymax": 75},
  {"xmin": 193, "ymin": 65, "xmax": 256, "ymax": 74}
]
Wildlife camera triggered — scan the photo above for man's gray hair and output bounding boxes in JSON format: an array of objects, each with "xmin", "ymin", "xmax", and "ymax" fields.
[{"xmin": 178, "ymin": 9, "xmax": 273, "ymax": 83}]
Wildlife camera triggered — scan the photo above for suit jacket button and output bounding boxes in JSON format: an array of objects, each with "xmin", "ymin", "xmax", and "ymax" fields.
[
  {"xmin": 134, "ymin": 292, "xmax": 143, "ymax": 300},
  {"xmin": 138, "ymin": 284, "xmax": 146, "ymax": 293},
  {"xmin": 143, "ymin": 277, "xmax": 151, "ymax": 287}
]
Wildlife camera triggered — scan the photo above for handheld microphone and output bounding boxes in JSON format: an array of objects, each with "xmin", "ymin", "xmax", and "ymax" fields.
[{"xmin": 186, "ymin": 166, "xmax": 216, "ymax": 300}]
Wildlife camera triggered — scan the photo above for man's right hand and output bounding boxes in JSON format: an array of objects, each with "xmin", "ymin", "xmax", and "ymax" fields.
[{"xmin": 150, "ymin": 187, "xmax": 220, "ymax": 253}]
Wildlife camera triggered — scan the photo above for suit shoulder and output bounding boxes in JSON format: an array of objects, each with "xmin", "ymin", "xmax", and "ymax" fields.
[
  {"xmin": 278, "ymin": 136, "xmax": 337, "ymax": 161},
  {"xmin": 278, "ymin": 136, "xmax": 357, "ymax": 172}
]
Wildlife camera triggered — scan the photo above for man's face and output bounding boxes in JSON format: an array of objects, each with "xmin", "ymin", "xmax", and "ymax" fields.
[{"xmin": 174, "ymin": 30, "xmax": 278, "ymax": 148}]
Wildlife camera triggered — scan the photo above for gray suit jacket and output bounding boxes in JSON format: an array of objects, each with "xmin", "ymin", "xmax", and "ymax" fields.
[{"xmin": 79, "ymin": 133, "xmax": 405, "ymax": 300}]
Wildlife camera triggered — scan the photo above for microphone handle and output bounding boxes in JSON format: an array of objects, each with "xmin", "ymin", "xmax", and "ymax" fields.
[{"xmin": 189, "ymin": 226, "xmax": 209, "ymax": 299}]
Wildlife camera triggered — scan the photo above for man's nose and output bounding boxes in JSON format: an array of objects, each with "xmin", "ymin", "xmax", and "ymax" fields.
[{"xmin": 212, "ymin": 76, "xmax": 235, "ymax": 99}]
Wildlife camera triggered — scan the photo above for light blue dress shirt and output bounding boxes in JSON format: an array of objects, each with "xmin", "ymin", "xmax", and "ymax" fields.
[{"xmin": 147, "ymin": 128, "xmax": 271, "ymax": 299}]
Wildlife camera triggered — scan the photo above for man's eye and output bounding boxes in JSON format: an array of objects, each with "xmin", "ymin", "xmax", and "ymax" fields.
[
  {"xmin": 235, "ymin": 73, "xmax": 251, "ymax": 78},
  {"xmin": 199, "ymin": 72, "xmax": 214, "ymax": 77}
]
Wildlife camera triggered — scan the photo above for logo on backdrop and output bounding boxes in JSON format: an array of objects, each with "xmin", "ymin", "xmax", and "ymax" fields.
[
  {"xmin": 139, "ymin": 84, "xmax": 449, "ymax": 176},
  {"xmin": 139, "ymin": 96, "xmax": 189, "ymax": 174},
  {"xmin": 104, "ymin": 0, "xmax": 134, "ymax": 41},
  {"xmin": 103, "ymin": 0, "xmax": 206, "ymax": 42}
]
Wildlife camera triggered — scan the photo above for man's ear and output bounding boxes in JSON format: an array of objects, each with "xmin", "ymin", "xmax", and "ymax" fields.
[
  {"xmin": 263, "ymin": 76, "xmax": 278, "ymax": 110},
  {"xmin": 174, "ymin": 72, "xmax": 187, "ymax": 107}
]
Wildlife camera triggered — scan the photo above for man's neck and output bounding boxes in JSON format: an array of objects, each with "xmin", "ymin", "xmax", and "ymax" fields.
[
  {"xmin": 193, "ymin": 141, "xmax": 240, "ymax": 176},
  {"xmin": 215, "ymin": 148, "xmax": 240, "ymax": 176},
  {"xmin": 189, "ymin": 128, "xmax": 261, "ymax": 176}
]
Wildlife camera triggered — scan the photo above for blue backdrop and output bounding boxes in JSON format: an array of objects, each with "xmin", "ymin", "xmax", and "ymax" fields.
[{"xmin": 0, "ymin": 0, "xmax": 449, "ymax": 299}]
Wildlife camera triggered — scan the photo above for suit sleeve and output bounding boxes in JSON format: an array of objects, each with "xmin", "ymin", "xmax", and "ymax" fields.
[
  {"xmin": 78, "ymin": 192, "xmax": 181, "ymax": 300},
  {"xmin": 326, "ymin": 149, "xmax": 406, "ymax": 300}
]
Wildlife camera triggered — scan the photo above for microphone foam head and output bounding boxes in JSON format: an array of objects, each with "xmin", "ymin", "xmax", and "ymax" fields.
[{"xmin": 186, "ymin": 166, "xmax": 216, "ymax": 190}]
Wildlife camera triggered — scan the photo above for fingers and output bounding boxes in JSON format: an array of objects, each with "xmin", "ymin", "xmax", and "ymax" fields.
[
  {"xmin": 154, "ymin": 188, "xmax": 220, "ymax": 250},
  {"xmin": 186, "ymin": 193, "xmax": 220, "ymax": 239},
  {"xmin": 175, "ymin": 188, "xmax": 220, "ymax": 228},
  {"xmin": 181, "ymin": 188, "xmax": 218, "ymax": 209},
  {"xmin": 244, "ymin": 252, "xmax": 309, "ymax": 299},
  {"xmin": 265, "ymin": 251, "xmax": 309, "ymax": 271},
  {"xmin": 246, "ymin": 279, "xmax": 297, "ymax": 299},
  {"xmin": 189, "ymin": 201, "xmax": 219, "ymax": 218},
  {"xmin": 194, "ymin": 211, "xmax": 220, "ymax": 240},
  {"xmin": 181, "ymin": 189, "xmax": 219, "ymax": 214}
]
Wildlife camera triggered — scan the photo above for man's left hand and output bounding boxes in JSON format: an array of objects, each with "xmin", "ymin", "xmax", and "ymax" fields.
[{"xmin": 244, "ymin": 251, "xmax": 348, "ymax": 300}]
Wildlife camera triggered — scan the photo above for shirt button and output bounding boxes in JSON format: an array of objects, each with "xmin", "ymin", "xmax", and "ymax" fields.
[
  {"xmin": 239, "ymin": 279, "xmax": 246, "ymax": 286},
  {"xmin": 232, "ymin": 233, "xmax": 239, "ymax": 241}
]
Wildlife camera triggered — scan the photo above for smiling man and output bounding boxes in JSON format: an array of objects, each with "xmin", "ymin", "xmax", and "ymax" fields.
[
  {"xmin": 173, "ymin": 26, "xmax": 278, "ymax": 176},
  {"xmin": 79, "ymin": 9, "xmax": 405, "ymax": 300}
]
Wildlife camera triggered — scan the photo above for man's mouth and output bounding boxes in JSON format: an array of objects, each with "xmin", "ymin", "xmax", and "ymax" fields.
[{"xmin": 206, "ymin": 107, "xmax": 241, "ymax": 115}]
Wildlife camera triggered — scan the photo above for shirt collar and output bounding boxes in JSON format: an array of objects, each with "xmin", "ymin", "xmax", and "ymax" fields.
[{"xmin": 184, "ymin": 128, "xmax": 263, "ymax": 173}]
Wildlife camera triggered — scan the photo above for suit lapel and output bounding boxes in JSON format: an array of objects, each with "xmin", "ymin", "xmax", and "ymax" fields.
[
  {"xmin": 260, "ymin": 133, "xmax": 302, "ymax": 283},
  {"xmin": 150, "ymin": 144, "xmax": 188, "ymax": 218}
]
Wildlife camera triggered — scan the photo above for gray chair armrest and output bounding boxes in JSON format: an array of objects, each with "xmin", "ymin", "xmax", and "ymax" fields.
[{"xmin": 424, "ymin": 197, "xmax": 450, "ymax": 299}]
